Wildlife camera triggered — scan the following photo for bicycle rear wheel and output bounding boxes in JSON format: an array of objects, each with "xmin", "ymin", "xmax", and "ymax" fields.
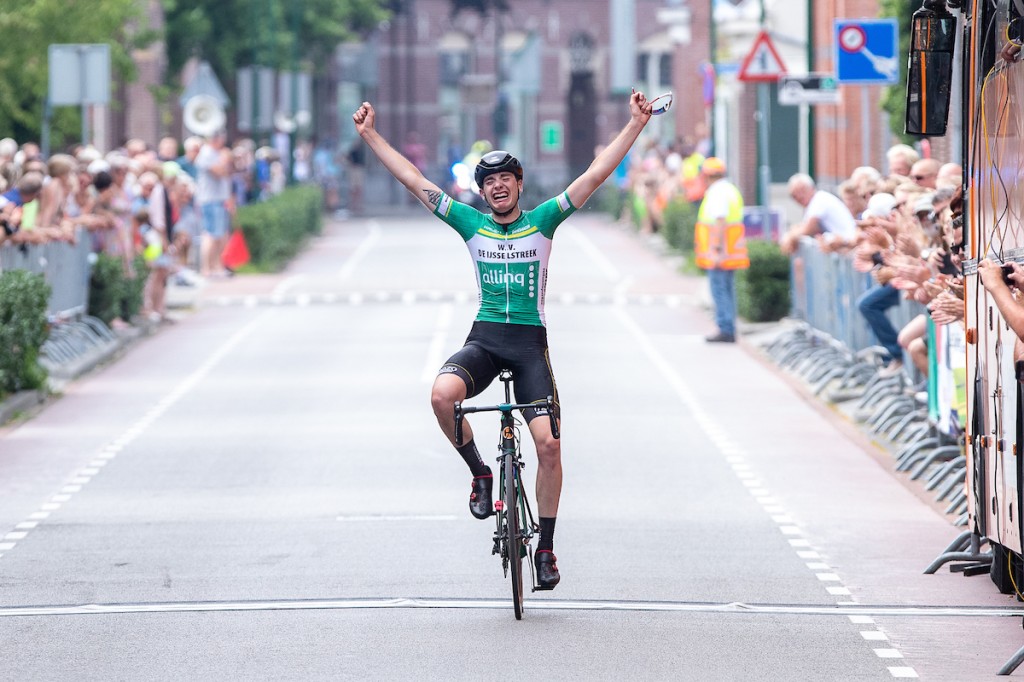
[{"xmin": 505, "ymin": 452, "xmax": 524, "ymax": 620}]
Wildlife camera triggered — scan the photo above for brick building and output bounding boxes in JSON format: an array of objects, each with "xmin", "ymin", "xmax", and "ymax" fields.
[{"xmin": 346, "ymin": 0, "xmax": 713, "ymax": 196}]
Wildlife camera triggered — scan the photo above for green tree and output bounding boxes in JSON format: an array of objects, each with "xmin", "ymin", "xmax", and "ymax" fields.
[
  {"xmin": 162, "ymin": 0, "xmax": 387, "ymax": 86},
  {"xmin": 0, "ymin": 0, "xmax": 144, "ymax": 148},
  {"xmin": 879, "ymin": 0, "xmax": 916, "ymax": 142}
]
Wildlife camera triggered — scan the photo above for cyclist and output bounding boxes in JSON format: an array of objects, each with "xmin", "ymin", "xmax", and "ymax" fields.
[{"xmin": 353, "ymin": 91, "xmax": 653, "ymax": 589}]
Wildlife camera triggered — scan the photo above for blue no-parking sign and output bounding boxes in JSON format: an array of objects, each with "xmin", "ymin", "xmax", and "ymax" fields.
[{"xmin": 834, "ymin": 18, "xmax": 900, "ymax": 85}]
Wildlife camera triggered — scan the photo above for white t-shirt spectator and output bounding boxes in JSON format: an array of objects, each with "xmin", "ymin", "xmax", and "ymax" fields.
[
  {"xmin": 805, "ymin": 190, "xmax": 857, "ymax": 241},
  {"xmin": 195, "ymin": 144, "xmax": 231, "ymax": 205}
]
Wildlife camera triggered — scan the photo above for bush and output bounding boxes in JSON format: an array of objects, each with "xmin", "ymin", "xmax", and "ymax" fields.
[
  {"xmin": 88, "ymin": 254, "xmax": 146, "ymax": 326},
  {"xmin": 0, "ymin": 269, "xmax": 50, "ymax": 397},
  {"xmin": 660, "ymin": 198, "xmax": 697, "ymax": 253},
  {"xmin": 237, "ymin": 185, "xmax": 324, "ymax": 272},
  {"xmin": 591, "ymin": 183, "xmax": 627, "ymax": 219},
  {"xmin": 737, "ymin": 239, "xmax": 791, "ymax": 322}
]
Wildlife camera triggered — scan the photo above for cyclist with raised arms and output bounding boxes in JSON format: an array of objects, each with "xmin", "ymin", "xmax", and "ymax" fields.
[{"xmin": 353, "ymin": 90, "xmax": 653, "ymax": 589}]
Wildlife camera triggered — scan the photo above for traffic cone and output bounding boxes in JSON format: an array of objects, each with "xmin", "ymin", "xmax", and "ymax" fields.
[{"xmin": 221, "ymin": 228, "xmax": 251, "ymax": 271}]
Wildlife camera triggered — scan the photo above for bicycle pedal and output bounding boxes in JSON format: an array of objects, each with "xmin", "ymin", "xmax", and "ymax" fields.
[{"xmin": 494, "ymin": 501, "xmax": 504, "ymax": 511}]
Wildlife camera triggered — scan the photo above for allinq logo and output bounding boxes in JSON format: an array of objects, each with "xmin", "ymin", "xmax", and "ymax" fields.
[
  {"xmin": 479, "ymin": 263, "xmax": 538, "ymax": 296},
  {"xmin": 481, "ymin": 269, "xmax": 527, "ymax": 287}
]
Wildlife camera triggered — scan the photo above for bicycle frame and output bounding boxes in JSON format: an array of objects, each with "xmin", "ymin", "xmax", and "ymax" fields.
[{"xmin": 453, "ymin": 369, "xmax": 559, "ymax": 618}]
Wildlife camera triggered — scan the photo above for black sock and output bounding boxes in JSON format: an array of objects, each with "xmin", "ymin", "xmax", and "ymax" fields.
[
  {"xmin": 456, "ymin": 440, "xmax": 489, "ymax": 477},
  {"xmin": 538, "ymin": 517, "xmax": 556, "ymax": 552}
]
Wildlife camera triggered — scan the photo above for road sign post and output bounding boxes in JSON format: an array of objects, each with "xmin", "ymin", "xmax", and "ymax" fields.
[
  {"xmin": 835, "ymin": 19, "xmax": 899, "ymax": 167},
  {"xmin": 47, "ymin": 44, "xmax": 111, "ymax": 154},
  {"xmin": 738, "ymin": 31, "xmax": 786, "ymax": 228}
]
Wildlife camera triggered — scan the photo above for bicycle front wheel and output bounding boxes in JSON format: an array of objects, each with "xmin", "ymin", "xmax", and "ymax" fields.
[{"xmin": 505, "ymin": 452, "xmax": 524, "ymax": 620}]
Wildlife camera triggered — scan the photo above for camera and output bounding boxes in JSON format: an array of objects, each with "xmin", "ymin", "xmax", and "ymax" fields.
[
  {"xmin": 871, "ymin": 252, "xmax": 886, "ymax": 267},
  {"xmin": 1003, "ymin": 263, "xmax": 1016, "ymax": 286}
]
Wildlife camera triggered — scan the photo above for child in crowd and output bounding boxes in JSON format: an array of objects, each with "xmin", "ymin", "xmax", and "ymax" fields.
[{"xmin": 134, "ymin": 208, "xmax": 172, "ymax": 323}]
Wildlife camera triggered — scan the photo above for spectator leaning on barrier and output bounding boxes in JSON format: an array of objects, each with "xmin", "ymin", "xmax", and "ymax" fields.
[
  {"xmin": 851, "ymin": 191, "xmax": 909, "ymax": 376},
  {"xmin": 694, "ymin": 157, "xmax": 748, "ymax": 343},
  {"xmin": 839, "ymin": 179, "xmax": 869, "ymax": 220},
  {"xmin": 36, "ymin": 154, "xmax": 77, "ymax": 242},
  {"xmin": 909, "ymin": 158, "xmax": 941, "ymax": 189},
  {"xmin": 886, "ymin": 143, "xmax": 920, "ymax": 178},
  {"xmin": 0, "ymin": 172, "xmax": 44, "ymax": 245},
  {"xmin": 936, "ymin": 162, "xmax": 962, "ymax": 189},
  {"xmin": 781, "ymin": 173, "xmax": 858, "ymax": 255}
]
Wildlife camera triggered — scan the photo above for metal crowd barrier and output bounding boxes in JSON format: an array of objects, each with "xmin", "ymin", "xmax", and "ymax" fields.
[
  {"xmin": 0, "ymin": 229, "xmax": 118, "ymax": 376},
  {"xmin": 0, "ymin": 229, "xmax": 91, "ymax": 320},
  {"xmin": 765, "ymin": 237, "xmax": 968, "ymax": 532}
]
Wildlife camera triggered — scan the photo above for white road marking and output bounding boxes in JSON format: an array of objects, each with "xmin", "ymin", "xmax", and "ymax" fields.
[
  {"xmin": 337, "ymin": 221, "xmax": 381, "ymax": 280},
  {"xmin": 861, "ymin": 630, "xmax": 889, "ymax": 641},
  {"xmin": 336, "ymin": 515, "xmax": 459, "ymax": 522},
  {"xmin": 612, "ymin": 306, "xmax": 916, "ymax": 674},
  {"xmin": 564, "ymin": 224, "xmax": 621, "ymax": 282},
  {"xmin": 0, "ymin": 597, "xmax": 1019, "ymax": 619},
  {"xmin": 0, "ymin": 312, "xmax": 272, "ymax": 563},
  {"xmin": 888, "ymin": 667, "xmax": 919, "ymax": 678}
]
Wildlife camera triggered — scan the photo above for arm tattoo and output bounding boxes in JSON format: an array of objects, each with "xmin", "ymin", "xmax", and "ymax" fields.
[{"xmin": 423, "ymin": 188, "xmax": 442, "ymax": 207}]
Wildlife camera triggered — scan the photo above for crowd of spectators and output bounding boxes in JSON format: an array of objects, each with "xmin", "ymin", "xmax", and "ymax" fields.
[
  {"xmin": 778, "ymin": 142, "xmax": 965, "ymax": 381},
  {"xmin": 0, "ymin": 133, "xmax": 299, "ymax": 324},
  {"xmin": 616, "ymin": 132, "xmax": 967, "ymax": 386}
]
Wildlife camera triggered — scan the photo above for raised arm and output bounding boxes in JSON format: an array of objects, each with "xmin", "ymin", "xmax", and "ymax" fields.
[
  {"xmin": 353, "ymin": 101, "xmax": 444, "ymax": 212},
  {"xmin": 566, "ymin": 90, "xmax": 653, "ymax": 209}
]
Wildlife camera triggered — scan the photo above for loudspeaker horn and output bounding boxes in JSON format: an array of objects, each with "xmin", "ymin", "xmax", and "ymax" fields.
[{"xmin": 183, "ymin": 94, "xmax": 226, "ymax": 137}]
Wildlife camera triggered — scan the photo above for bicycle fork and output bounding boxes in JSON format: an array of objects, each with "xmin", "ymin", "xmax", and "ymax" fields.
[{"xmin": 492, "ymin": 413, "xmax": 540, "ymax": 588}]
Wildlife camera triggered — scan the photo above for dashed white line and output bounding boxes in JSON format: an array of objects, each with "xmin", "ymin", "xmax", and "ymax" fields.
[
  {"xmin": 0, "ymin": 312, "xmax": 271, "ymax": 566},
  {"xmin": 610, "ymin": 306, "xmax": 919, "ymax": 678}
]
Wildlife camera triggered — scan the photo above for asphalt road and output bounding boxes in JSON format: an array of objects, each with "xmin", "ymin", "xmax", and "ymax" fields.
[{"xmin": 0, "ymin": 208, "xmax": 1019, "ymax": 681}]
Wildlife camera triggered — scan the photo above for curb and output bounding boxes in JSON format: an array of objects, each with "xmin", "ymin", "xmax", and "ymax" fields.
[
  {"xmin": 0, "ymin": 321, "xmax": 157, "ymax": 427},
  {"xmin": 0, "ymin": 389, "xmax": 46, "ymax": 426}
]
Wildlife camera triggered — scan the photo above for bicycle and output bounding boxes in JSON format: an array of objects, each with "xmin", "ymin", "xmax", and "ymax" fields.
[{"xmin": 453, "ymin": 369, "xmax": 559, "ymax": 620}]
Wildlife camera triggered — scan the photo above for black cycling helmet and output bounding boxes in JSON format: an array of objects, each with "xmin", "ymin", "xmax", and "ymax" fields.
[{"xmin": 474, "ymin": 150, "xmax": 523, "ymax": 187}]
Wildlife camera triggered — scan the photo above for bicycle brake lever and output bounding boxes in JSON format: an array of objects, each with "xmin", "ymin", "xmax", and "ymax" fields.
[
  {"xmin": 454, "ymin": 402, "xmax": 464, "ymax": 446},
  {"xmin": 546, "ymin": 396, "xmax": 560, "ymax": 439}
]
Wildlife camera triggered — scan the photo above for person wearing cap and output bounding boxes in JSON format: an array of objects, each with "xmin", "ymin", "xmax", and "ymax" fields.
[
  {"xmin": 352, "ymin": 91, "xmax": 654, "ymax": 589},
  {"xmin": 694, "ymin": 157, "xmax": 748, "ymax": 343}
]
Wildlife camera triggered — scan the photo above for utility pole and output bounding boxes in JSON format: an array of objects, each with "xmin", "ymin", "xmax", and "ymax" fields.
[{"xmin": 756, "ymin": 0, "xmax": 771, "ymax": 222}]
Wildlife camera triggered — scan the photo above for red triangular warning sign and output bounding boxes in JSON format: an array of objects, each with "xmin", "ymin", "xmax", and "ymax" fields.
[{"xmin": 738, "ymin": 31, "xmax": 787, "ymax": 83}]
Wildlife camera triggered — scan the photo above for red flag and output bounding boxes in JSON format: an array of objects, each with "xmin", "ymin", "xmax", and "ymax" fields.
[{"xmin": 221, "ymin": 229, "xmax": 251, "ymax": 270}]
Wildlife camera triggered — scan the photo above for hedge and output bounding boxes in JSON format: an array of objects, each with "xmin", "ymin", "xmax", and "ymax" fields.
[
  {"xmin": 236, "ymin": 185, "xmax": 324, "ymax": 272},
  {"xmin": 660, "ymin": 197, "xmax": 698, "ymax": 253},
  {"xmin": 88, "ymin": 254, "xmax": 146, "ymax": 326},
  {"xmin": 0, "ymin": 269, "xmax": 50, "ymax": 397},
  {"xmin": 737, "ymin": 239, "xmax": 791, "ymax": 322}
]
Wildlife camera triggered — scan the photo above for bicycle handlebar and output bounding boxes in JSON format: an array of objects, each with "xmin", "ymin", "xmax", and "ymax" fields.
[{"xmin": 453, "ymin": 395, "xmax": 559, "ymax": 446}]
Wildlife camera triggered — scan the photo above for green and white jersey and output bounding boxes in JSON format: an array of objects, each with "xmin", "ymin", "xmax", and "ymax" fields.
[{"xmin": 434, "ymin": 191, "xmax": 576, "ymax": 326}]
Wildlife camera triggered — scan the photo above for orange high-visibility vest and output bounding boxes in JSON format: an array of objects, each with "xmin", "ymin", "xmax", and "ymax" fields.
[{"xmin": 694, "ymin": 179, "xmax": 749, "ymax": 270}]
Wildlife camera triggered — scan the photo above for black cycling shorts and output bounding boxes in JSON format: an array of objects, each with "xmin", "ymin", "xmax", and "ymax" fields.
[{"xmin": 438, "ymin": 321, "xmax": 559, "ymax": 424}]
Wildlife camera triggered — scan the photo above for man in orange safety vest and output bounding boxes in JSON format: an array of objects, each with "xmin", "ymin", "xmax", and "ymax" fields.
[{"xmin": 694, "ymin": 157, "xmax": 749, "ymax": 343}]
